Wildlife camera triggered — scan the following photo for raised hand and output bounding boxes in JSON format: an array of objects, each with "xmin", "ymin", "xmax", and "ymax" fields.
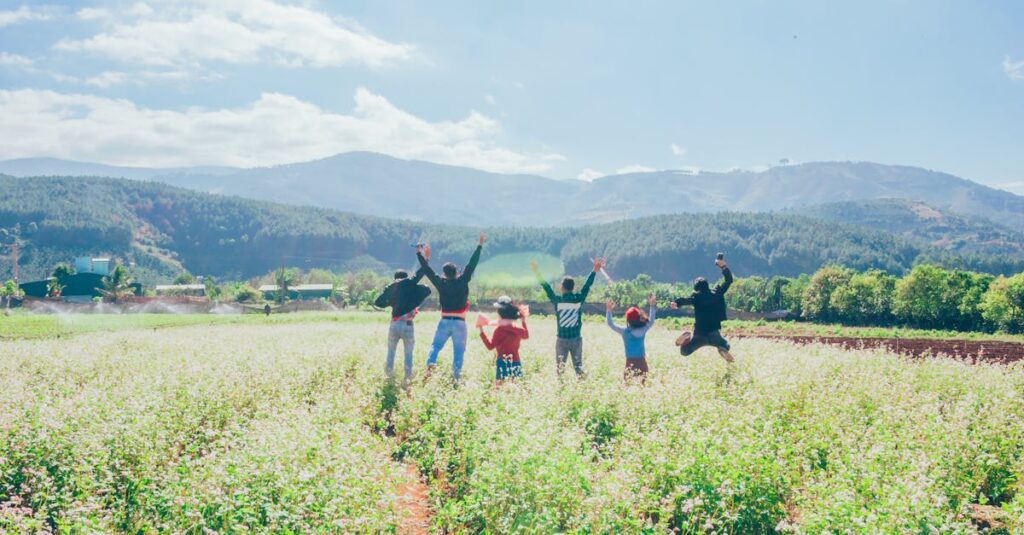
[
  {"xmin": 592, "ymin": 257, "xmax": 605, "ymax": 272},
  {"xmin": 605, "ymin": 299, "xmax": 615, "ymax": 312},
  {"xmin": 647, "ymin": 293, "xmax": 657, "ymax": 306},
  {"xmin": 424, "ymin": 244, "xmax": 431, "ymax": 261},
  {"xmin": 715, "ymin": 258, "xmax": 726, "ymax": 269},
  {"xmin": 478, "ymin": 233, "xmax": 486, "ymax": 246}
]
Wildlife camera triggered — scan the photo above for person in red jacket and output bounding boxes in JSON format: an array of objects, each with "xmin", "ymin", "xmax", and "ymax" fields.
[{"xmin": 479, "ymin": 296, "xmax": 530, "ymax": 384}]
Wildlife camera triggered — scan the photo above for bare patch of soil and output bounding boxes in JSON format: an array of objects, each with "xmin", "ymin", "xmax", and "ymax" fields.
[{"xmin": 395, "ymin": 462, "xmax": 432, "ymax": 535}]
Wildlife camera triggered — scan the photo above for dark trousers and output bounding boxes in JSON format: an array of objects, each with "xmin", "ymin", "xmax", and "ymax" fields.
[{"xmin": 680, "ymin": 330, "xmax": 730, "ymax": 356}]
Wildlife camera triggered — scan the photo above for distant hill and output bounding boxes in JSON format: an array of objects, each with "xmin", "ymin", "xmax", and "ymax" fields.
[
  {"xmin": 0, "ymin": 157, "xmax": 239, "ymax": 181},
  {"xmin": 793, "ymin": 199, "xmax": 1024, "ymax": 258},
  {"xmin": 2, "ymin": 154, "xmax": 1022, "ymax": 230},
  {"xmin": 1, "ymin": 175, "xmax": 1021, "ymax": 285}
]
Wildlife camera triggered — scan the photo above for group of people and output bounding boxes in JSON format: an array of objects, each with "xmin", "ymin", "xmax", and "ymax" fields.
[{"xmin": 373, "ymin": 233, "xmax": 736, "ymax": 384}]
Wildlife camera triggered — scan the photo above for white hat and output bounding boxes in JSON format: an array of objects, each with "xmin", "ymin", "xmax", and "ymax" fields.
[{"xmin": 493, "ymin": 295, "xmax": 513, "ymax": 308}]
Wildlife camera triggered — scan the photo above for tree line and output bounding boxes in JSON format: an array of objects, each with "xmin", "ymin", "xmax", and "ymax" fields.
[{"xmin": 602, "ymin": 264, "xmax": 1023, "ymax": 334}]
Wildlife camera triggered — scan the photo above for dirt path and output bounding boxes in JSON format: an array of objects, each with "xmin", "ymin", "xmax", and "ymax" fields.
[
  {"xmin": 395, "ymin": 462, "xmax": 432, "ymax": 535},
  {"xmin": 730, "ymin": 333, "xmax": 1024, "ymax": 364}
]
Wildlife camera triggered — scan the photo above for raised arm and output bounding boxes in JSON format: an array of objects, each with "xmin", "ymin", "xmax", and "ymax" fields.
[
  {"xmin": 460, "ymin": 233, "xmax": 486, "ymax": 282},
  {"xmin": 416, "ymin": 252, "xmax": 441, "ymax": 287},
  {"xmin": 518, "ymin": 317, "xmax": 529, "ymax": 340},
  {"xmin": 605, "ymin": 300, "xmax": 625, "ymax": 335},
  {"xmin": 632, "ymin": 296, "xmax": 657, "ymax": 337},
  {"xmin": 579, "ymin": 271, "xmax": 597, "ymax": 299},
  {"xmin": 673, "ymin": 295, "xmax": 694, "ymax": 307},
  {"xmin": 531, "ymin": 260, "xmax": 558, "ymax": 302},
  {"xmin": 714, "ymin": 266, "xmax": 733, "ymax": 295},
  {"xmin": 579, "ymin": 258, "xmax": 603, "ymax": 299},
  {"xmin": 478, "ymin": 328, "xmax": 496, "ymax": 350}
]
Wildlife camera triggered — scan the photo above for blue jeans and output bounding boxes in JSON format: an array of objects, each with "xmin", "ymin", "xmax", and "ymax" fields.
[
  {"xmin": 386, "ymin": 320, "xmax": 415, "ymax": 382},
  {"xmin": 426, "ymin": 318, "xmax": 467, "ymax": 379}
]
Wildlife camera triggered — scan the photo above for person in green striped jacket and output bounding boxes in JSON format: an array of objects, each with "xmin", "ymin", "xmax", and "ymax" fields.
[{"xmin": 530, "ymin": 257, "xmax": 605, "ymax": 379}]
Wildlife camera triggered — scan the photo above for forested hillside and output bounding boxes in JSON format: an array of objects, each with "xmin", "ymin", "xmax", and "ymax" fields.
[
  {"xmin": 1, "ymin": 175, "xmax": 1022, "ymax": 284},
  {"xmin": 793, "ymin": 199, "xmax": 1024, "ymax": 258}
]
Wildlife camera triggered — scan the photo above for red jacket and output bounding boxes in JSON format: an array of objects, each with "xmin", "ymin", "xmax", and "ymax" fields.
[{"xmin": 480, "ymin": 322, "xmax": 529, "ymax": 362}]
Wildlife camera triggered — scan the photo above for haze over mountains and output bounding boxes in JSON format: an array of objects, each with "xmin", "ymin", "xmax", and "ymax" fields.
[{"xmin": 2, "ymin": 152, "xmax": 1022, "ymax": 230}]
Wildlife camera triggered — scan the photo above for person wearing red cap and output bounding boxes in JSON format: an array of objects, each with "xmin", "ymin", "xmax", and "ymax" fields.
[{"xmin": 605, "ymin": 294, "xmax": 657, "ymax": 382}]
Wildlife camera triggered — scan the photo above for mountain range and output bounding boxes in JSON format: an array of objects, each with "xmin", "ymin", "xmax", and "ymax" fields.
[
  {"xmin": 2, "ymin": 153, "xmax": 1022, "ymax": 230},
  {"xmin": 1, "ymin": 174, "xmax": 1022, "ymax": 286}
]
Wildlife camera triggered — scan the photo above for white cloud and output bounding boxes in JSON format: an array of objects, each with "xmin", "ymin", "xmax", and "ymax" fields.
[
  {"xmin": 670, "ymin": 143, "xmax": 686, "ymax": 156},
  {"xmin": 85, "ymin": 71, "xmax": 131, "ymax": 88},
  {"xmin": 576, "ymin": 168, "xmax": 604, "ymax": 182},
  {"xmin": 76, "ymin": 7, "xmax": 111, "ymax": 21},
  {"xmin": 55, "ymin": 0, "xmax": 416, "ymax": 70},
  {"xmin": 1005, "ymin": 56, "xmax": 1024, "ymax": 81},
  {"xmin": 52, "ymin": 67, "xmax": 223, "ymax": 87},
  {"xmin": 0, "ymin": 88, "xmax": 561, "ymax": 173},
  {"xmin": 614, "ymin": 164, "xmax": 656, "ymax": 174},
  {"xmin": 0, "ymin": 5, "xmax": 50, "ymax": 27},
  {"xmin": 0, "ymin": 52, "xmax": 33, "ymax": 67},
  {"xmin": 127, "ymin": 2, "xmax": 155, "ymax": 18},
  {"xmin": 484, "ymin": 94, "xmax": 496, "ymax": 105}
]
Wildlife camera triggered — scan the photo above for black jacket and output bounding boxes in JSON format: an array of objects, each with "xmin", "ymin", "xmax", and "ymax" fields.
[
  {"xmin": 374, "ymin": 273, "xmax": 431, "ymax": 319},
  {"xmin": 417, "ymin": 245, "xmax": 482, "ymax": 313},
  {"xmin": 674, "ymin": 267, "xmax": 733, "ymax": 335}
]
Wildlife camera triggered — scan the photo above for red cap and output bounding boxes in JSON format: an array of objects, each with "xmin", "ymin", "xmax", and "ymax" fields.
[{"xmin": 625, "ymin": 306, "xmax": 642, "ymax": 323}]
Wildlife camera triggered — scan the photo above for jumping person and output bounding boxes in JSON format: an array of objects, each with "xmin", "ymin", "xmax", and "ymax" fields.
[
  {"xmin": 478, "ymin": 296, "xmax": 529, "ymax": 384},
  {"xmin": 671, "ymin": 255, "xmax": 735, "ymax": 362},
  {"xmin": 530, "ymin": 257, "xmax": 604, "ymax": 378},
  {"xmin": 606, "ymin": 294, "xmax": 657, "ymax": 382},
  {"xmin": 417, "ymin": 233, "xmax": 485, "ymax": 381},
  {"xmin": 374, "ymin": 268, "xmax": 431, "ymax": 383}
]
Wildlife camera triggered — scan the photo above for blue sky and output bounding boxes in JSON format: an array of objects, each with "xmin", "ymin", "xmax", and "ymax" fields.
[{"xmin": 1, "ymin": 0, "xmax": 1022, "ymax": 192}]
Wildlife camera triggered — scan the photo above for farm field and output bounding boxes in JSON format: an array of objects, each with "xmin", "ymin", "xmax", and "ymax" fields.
[
  {"xmin": 473, "ymin": 252, "xmax": 564, "ymax": 287},
  {"xmin": 2, "ymin": 312, "xmax": 1024, "ymax": 533}
]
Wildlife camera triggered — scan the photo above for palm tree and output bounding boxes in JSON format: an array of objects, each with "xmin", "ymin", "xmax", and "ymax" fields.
[
  {"xmin": 101, "ymin": 265, "xmax": 135, "ymax": 303},
  {"xmin": 275, "ymin": 267, "xmax": 297, "ymax": 304}
]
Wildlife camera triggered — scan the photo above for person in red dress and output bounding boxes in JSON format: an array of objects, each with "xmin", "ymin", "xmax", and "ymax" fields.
[{"xmin": 479, "ymin": 296, "xmax": 530, "ymax": 384}]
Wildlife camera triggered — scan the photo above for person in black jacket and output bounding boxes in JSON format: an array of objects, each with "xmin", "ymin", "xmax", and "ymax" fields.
[
  {"xmin": 374, "ymin": 268, "xmax": 431, "ymax": 382},
  {"xmin": 670, "ymin": 256, "xmax": 735, "ymax": 362},
  {"xmin": 416, "ymin": 233, "xmax": 485, "ymax": 380}
]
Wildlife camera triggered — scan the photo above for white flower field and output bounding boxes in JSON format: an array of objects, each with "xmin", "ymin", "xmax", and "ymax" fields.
[{"xmin": 2, "ymin": 312, "xmax": 1023, "ymax": 533}]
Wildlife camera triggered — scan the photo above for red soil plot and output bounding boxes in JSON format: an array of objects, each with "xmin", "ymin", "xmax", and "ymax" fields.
[{"xmin": 729, "ymin": 334, "xmax": 1024, "ymax": 364}]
